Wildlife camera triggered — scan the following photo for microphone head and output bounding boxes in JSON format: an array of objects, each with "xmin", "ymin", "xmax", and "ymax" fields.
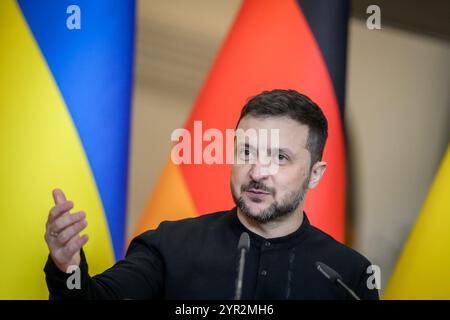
[
  {"xmin": 238, "ymin": 232, "xmax": 250, "ymax": 251},
  {"xmin": 315, "ymin": 261, "xmax": 342, "ymax": 283}
]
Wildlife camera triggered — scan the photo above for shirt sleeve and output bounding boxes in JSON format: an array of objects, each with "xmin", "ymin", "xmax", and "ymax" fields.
[{"xmin": 44, "ymin": 229, "xmax": 165, "ymax": 300}]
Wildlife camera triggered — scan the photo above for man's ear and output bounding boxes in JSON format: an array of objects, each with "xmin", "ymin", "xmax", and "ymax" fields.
[{"xmin": 308, "ymin": 161, "xmax": 327, "ymax": 189}]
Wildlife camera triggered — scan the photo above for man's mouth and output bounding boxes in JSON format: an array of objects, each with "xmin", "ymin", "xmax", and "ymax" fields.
[{"xmin": 245, "ymin": 188, "xmax": 271, "ymax": 196}]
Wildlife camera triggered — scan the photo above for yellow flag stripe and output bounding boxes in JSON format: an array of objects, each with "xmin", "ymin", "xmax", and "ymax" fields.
[{"xmin": 384, "ymin": 144, "xmax": 450, "ymax": 299}]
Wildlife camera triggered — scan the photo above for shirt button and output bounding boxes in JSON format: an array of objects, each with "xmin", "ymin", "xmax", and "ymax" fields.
[
  {"xmin": 265, "ymin": 241, "xmax": 271, "ymax": 247},
  {"xmin": 261, "ymin": 270, "xmax": 268, "ymax": 276}
]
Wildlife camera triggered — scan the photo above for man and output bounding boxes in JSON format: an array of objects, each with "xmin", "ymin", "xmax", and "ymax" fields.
[{"xmin": 44, "ymin": 89, "xmax": 379, "ymax": 299}]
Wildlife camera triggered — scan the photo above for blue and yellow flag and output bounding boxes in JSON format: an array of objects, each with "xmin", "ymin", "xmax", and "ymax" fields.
[{"xmin": 0, "ymin": 0, "xmax": 135, "ymax": 299}]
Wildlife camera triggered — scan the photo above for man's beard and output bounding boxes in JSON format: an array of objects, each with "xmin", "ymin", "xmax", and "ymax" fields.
[{"xmin": 231, "ymin": 175, "xmax": 310, "ymax": 224}]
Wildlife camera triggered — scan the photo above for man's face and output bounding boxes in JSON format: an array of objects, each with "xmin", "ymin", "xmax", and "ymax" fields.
[{"xmin": 231, "ymin": 115, "xmax": 316, "ymax": 224}]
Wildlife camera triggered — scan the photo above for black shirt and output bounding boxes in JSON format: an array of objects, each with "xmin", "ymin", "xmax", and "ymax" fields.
[{"xmin": 44, "ymin": 207, "xmax": 379, "ymax": 300}]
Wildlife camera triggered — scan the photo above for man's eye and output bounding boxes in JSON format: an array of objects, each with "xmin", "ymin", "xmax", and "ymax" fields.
[
  {"xmin": 277, "ymin": 154, "xmax": 289, "ymax": 163},
  {"xmin": 238, "ymin": 148, "xmax": 254, "ymax": 160}
]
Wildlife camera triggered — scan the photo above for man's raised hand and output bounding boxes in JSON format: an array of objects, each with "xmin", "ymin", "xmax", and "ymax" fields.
[{"xmin": 44, "ymin": 189, "xmax": 89, "ymax": 273}]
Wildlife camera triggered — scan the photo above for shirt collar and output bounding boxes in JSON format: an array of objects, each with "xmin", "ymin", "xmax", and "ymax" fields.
[{"xmin": 228, "ymin": 206, "xmax": 311, "ymax": 249}]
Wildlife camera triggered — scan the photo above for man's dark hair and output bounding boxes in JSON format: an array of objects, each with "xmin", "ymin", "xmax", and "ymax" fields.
[{"xmin": 237, "ymin": 89, "xmax": 328, "ymax": 166}]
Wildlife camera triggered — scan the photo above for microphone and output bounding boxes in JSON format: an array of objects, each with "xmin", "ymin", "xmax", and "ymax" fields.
[
  {"xmin": 315, "ymin": 261, "xmax": 361, "ymax": 300},
  {"xmin": 234, "ymin": 232, "xmax": 250, "ymax": 300}
]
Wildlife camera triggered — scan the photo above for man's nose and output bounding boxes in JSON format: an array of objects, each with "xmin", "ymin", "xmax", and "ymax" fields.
[{"xmin": 249, "ymin": 162, "xmax": 270, "ymax": 181}]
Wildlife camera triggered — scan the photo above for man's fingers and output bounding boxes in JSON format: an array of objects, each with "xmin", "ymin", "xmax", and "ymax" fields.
[
  {"xmin": 56, "ymin": 219, "xmax": 88, "ymax": 245},
  {"xmin": 50, "ymin": 211, "xmax": 85, "ymax": 234},
  {"xmin": 62, "ymin": 234, "xmax": 89, "ymax": 259},
  {"xmin": 48, "ymin": 201, "xmax": 74, "ymax": 224},
  {"xmin": 52, "ymin": 188, "xmax": 67, "ymax": 206}
]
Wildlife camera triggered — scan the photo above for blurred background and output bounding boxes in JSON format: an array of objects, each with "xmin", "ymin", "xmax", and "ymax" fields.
[
  {"xmin": 130, "ymin": 0, "xmax": 449, "ymax": 291},
  {"xmin": 1, "ymin": 0, "xmax": 449, "ymax": 299}
]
